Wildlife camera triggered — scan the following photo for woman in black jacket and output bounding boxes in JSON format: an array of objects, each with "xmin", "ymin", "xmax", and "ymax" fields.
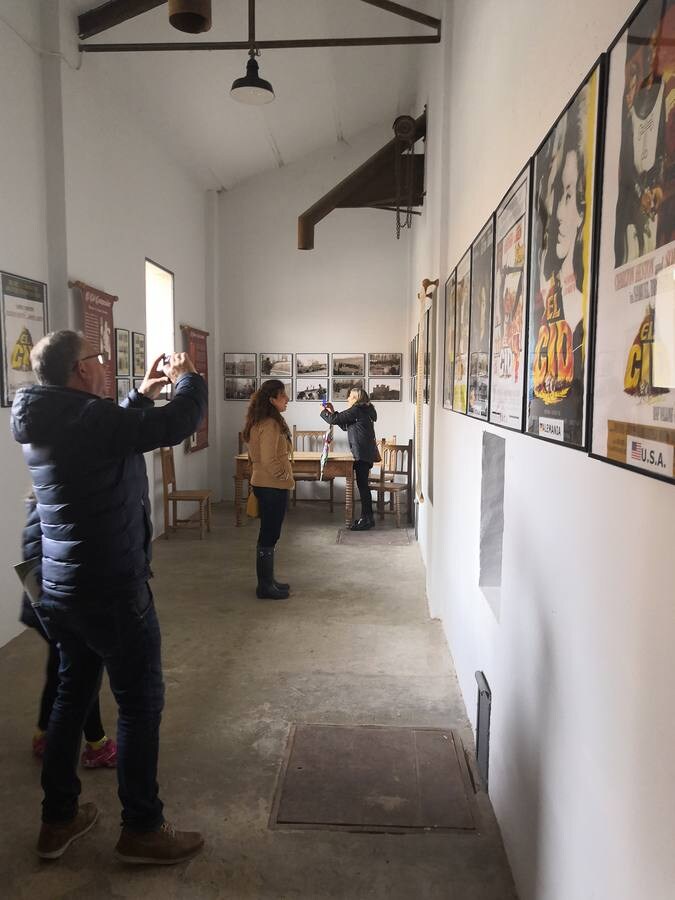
[{"xmin": 320, "ymin": 387, "xmax": 378, "ymax": 531}]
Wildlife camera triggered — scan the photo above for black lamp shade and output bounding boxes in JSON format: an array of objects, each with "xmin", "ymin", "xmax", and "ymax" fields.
[{"xmin": 230, "ymin": 56, "xmax": 275, "ymax": 105}]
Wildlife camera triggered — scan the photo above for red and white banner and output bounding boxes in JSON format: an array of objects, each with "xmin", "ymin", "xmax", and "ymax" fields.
[{"xmin": 72, "ymin": 281, "xmax": 117, "ymax": 399}]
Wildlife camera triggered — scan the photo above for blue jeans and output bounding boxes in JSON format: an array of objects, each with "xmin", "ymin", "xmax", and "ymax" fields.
[{"xmin": 36, "ymin": 584, "xmax": 165, "ymax": 832}]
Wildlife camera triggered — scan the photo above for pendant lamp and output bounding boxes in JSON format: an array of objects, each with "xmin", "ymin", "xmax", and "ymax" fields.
[
  {"xmin": 168, "ymin": 0, "xmax": 212, "ymax": 34},
  {"xmin": 230, "ymin": 50, "xmax": 275, "ymax": 105}
]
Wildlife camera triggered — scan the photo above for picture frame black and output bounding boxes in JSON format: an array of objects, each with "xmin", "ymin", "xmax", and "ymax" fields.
[
  {"xmin": 116, "ymin": 377, "xmax": 130, "ymax": 405},
  {"xmin": 224, "ymin": 377, "xmax": 257, "ymax": 400},
  {"xmin": 488, "ymin": 162, "xmax": 533, "ymax": 432},
  {"xmin": 132, "ymin": 331, "xmax": 146, "ymax": 378},
  {"xmin": 524, "ymin": 58, "xmax": 605, "ymax": 451},
  {"xmin": 223, "ymin": 352, "xmax": 256, "ymax": 377},
  {"xmin": 369, "ymin": 377, "xmax": 402, "ymax": 401},
  {"xmin": 442, "ymin": 270, "xmax": 457, "ymax": 411},
  {"xmin": 296, "ymin": 378, "xmax": 328, "ymax": 402},
  {"xmin": 115, "ymin": 328, "xmax": 130, "ymax": 377},
  {"xmin": 589, "ymin": 0, "xmax": 675, "ymax": 485},
  {"xmin": 468, "ymin": 217, "xmax": 495, "ymax": 421},
  {"xmin": 332, "ymin": 353, "xmax": 366, "ymax": 378},
  {"xmin": 368, "ymin": 352, "xmax": 402, "ymax": 377},
  {"xmin": 0, "ymin": 271, "xmax": 48, "ymax": 407},
  {"xmin": 259, "ymin": 353, "xmax": 293, "ymax": 379},
  {"xmin": 296, "ymin": 353, "xmax": 329, "ymax": 377}
]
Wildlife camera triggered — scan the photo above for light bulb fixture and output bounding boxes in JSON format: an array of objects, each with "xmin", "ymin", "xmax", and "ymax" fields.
[{"xmin": 230, "ymin": 49, "xmax": 275, "ymax": 105}]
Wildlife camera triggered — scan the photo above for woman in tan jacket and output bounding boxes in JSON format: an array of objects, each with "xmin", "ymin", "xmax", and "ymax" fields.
[{"xmin": 243, "ymin": 379, "xmax": 294, "ymax": 599}]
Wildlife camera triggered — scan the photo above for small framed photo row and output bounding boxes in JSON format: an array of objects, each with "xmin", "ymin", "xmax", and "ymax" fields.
[
  {"xmin": 116, "ymin": 377, "xmax": 130, "ymax": 405},
  {"xmin": 368, "ymin": 352, "xmax": 402, "ymax": 377},
  {"xmin": 333, "ymin": 377, "xmax": 365, "ymax": 401},
  {"xmin": 224, "ymin": 352, "xmax": 256, "ymax": 377},
  {"xmin": 296, "ymin": 353, "xmax": 329, "ymax": 377},
  {"xmin": 332, "ymin": 353, "xmax": 365, "ymax": 378},
  {"xmin": 224, "ymin": 377, "xmax": 257, "ymax": 400},
  {"xmin": 132, "ymin": 331, "xmax": 146, "ymax": 378},
  {"xmin": 115, "ymin": 328, "xmax": 130, "ymax": 377},
  {"xmin": 260, "ymin": 352, "xmax": 293, "ymax": 378},
  {"xmin": 296, "ymin": 378, "xmax": 328, "ymax": 402},
  {"xmin": 369, "ymin": 377, "xmax": 402, "ymax": 401}
]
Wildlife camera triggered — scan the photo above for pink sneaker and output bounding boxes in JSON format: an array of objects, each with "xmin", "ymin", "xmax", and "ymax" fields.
[
  {"xmin": 81, "ymin": 737, "xmax": 117, "ymax": 769},
  {"xmin": 32, "ymin": 733, "xmax": 47, "ymax": 759}
]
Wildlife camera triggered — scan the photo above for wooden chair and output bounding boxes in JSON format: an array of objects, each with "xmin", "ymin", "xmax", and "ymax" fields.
[
  {"xmin": 292, "ymin": 425, "xmax": 334, "ymax": 512},
  {"xmin": 160, "ymin": 446, "xmax": 212, "ymax": 539},
  {"xmin": 370, "ymin": 439, "xmax": 413, "ymax": 528}
]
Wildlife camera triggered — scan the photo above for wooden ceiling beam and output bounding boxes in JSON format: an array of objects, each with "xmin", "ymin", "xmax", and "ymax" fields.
[
  {"xmin": 78, "ymin": 0, "xmax": 167, "ymax": 40},
  {"xmin": 359, "ymin": 1, "xmax": 441, "ymax": 31}
]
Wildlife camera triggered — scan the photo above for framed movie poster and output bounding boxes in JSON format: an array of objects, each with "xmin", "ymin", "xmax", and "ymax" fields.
[
  {"xmin": 115, "ymin": 328, "xmax": 130, "ymax": 377},
  {"xmin": 0, "ymin": 272, "xmax": 48, "ymax": 407},
  {"xmin": 526, "ymin": 62, "xmax": 603, "ymax": 448},
  {"xmin": 443, "ymin": 271, "xmax": 456, "ymax": 410},
  {"xmin": 452, "ymin": 249, "xmax": 472, "ymax": 413},
  {"xmin": 132, "ymin": 331, "xmax": 146, "ymax": 378},
  {"xmin": 489, "ymin": 165, "xmax": 531, "ymax": 430},
  {"xmin": 591, "ymin": 0, "xmax": 675, "ymax": 482},
  {"xmin": 468, "ymin": 218, "xmax": 495, "ymax": 420}
]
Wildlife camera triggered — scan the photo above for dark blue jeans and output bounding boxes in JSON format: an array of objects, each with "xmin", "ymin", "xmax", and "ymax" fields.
[
  {"xmin": 253, "ymin": 486, "xmax": 288, "ymax": 547},
  {"xmin": 36, "ymin": 583, "xmax": 165, "ymax": 832}
]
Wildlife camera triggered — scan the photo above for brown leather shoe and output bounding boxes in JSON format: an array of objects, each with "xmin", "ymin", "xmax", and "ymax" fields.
[
  {"xmin": 37, "ymin": 802, "xmax": 99, "ymax": 859},
  {"xmin": 115, "ymin": 821, "xmax": 204, "ymax": 865}
]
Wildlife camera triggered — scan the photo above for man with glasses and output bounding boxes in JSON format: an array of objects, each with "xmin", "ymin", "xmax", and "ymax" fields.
[{"xmin": 10, "ymin": 330, "xmax": 207, "ymax": 865}]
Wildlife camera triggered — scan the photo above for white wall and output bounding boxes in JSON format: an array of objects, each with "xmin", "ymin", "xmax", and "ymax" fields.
[
  {"xmin": 0, "ymin": 0, "xmax": 48, "ymax": 644},
  {"xmin": 216, "ymin": 127, "xmax": 414, "ymax": 498},
  {"xmin": 0, "ymin": 0, "xmax": 211, "ymax": 645},
  {"xmin": 411, "ymin": 2, "xmax": 675, "ymax": 900}
]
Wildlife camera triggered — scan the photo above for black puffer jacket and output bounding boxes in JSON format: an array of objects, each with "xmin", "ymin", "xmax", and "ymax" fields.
[
  {"xmin": 11, "ymin": 374, "xmax": 207, "ymax": 601},
  {"xmin": 19, "ymin": 496, "xmax": 44, "ymax": 631},
  {"xmin": 320, "ymin": 403, "xmax": 378, "ymax": 462}
]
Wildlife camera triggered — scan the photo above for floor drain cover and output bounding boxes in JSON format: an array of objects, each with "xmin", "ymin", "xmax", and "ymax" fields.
[{"xmin": 271, "ymin": 724, "xmax": 476, "ymax": 833}]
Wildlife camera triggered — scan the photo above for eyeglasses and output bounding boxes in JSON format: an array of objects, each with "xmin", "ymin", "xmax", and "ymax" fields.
[{"xmin": 77, "ymin": 352, "xmax": 108, "ymax": 366}]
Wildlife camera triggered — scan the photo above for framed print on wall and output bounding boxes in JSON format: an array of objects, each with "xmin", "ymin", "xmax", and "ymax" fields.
[
  {"xmin": 260, "ymin": 352, "xmax": 293, "ymax": 378},
  {"xmin": 468, "ymin": 218, "xmax": 495, "ymax": 420},
  {"xmin": 296, "ymin": 353, "xmax": 329, "ymax": 377},
  {"xmin": 115, "ymin": 328, "xmax": 130, "ymax": 377},
  {"xmin": 443, "ymin": 270, "xmax": 456, "ymax": 410},
  {"xmin": 591, "ymin": 0, "xmax": 675, "ymax": 483},
  {"xmin": 296, "ymin": 378, "xmax": 328, "ymax": 402},
  {"xmin": 526, "ymin": 61, "xmax": 603, "ymax": 448},
  {"xmin": 369, "ymin": 377, "xmax": 402, "ymax": 401},
  {"xmin": 369, "ymin": 352, "xmax": 402, "ymax": 377},
  {"xmin": 132, "ymin": 331, "xmax": 146, "ymax": 378},
  {"xmin": 116, "ymin": 377, "xmax": 130, "ymax": 405},
  {"xmin": 452, "ymin": 249, "xmax": 472, "ymax": 413},
  {"xmin": 224, "ymin": 377, "xmax": 257, "ymax": 400},
  {"xmin": 332, "ymin": 353, "xmax": 365, "ymax": 377},
  {"xmin": 489, "ymin": 164, "xmax": 532, "ymax": 431},
  {"xmin": 333, "ymin": 377, "xmax": 365, "ymax": 400},
  {"xmin": 224, "ymin": 352, "xmax": 256, "ymax": 377},
  {"xmin": 0, "ymin": 271, "xmax": 48, "ymax": 407}
]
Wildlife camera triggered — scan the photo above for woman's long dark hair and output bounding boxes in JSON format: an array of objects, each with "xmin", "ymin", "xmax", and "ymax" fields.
[{"xmin": 243, "ymin": 379, "xmax": 291, "ymax": 442}]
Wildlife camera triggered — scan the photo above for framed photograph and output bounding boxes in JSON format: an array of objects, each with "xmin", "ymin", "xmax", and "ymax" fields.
[
  {"xmin": 260, "ymin": 352, "xmax": 293, "ymax": 378},
  {"xmin": 133, "ymin": 378, "xmax": 144, "ymax": 392},
  {"xmin": 224, "ymin": 377, "xmax": 257, "ymax": 400},
  {"xmin": 369, "ymin": 352, "xmax": 402, "ymax": 377},
  {"xmin": 115, "ymin": 328, "xmax": 130, "ymax": 377},
  {"xmin": 526, "ymin": 62, "xmax": 603, "ymax": 448},
  {"xmin": 369, "ymin": 377, "xmax": 402, "ymax": 401},
  {"xmin": 489, "ymin": 164, "xmax": 531, "ymax": 430},
  {"xmin": 468, "ymin": 218, "xmax": 495, "ymax": 420},
  {"xmin": 280, "ymin": 378, "xmax": 293, "ymax": 400},
  {"xmin": 224, "ymin": 352, "xmax": 256, "ymax": 377},
  {"xmin": 590, "ymin": 0, "xmax": 675, "ymax": 483},
  {"xmin": 0, "ymin": 271, "xmax": 48, "ymax": 407},
  {"xmin": 333, "ymin": 377, "xmax": 365, "ymax": 401},
  {"xmin": 296, "ymin": 378, "xmax": 328, "ymax": 402},
  {"xmin": 296, "ymin": 353, "xmax": 329, "ymax": 376},
  {"xmin": 452, "ymin": 249, "xmax": 472, "ymax": 413},
  {"xmin": 332, "ymin": 353, "xmax": 365, "ymax": 377},
  {"xmin": 132, "ymin": 331, "xmax": 146, "ymax": 378},
  {"xmin": 443, "ymin": 271, "xmax": 457, "ymax": 411},
  {"xmin": 116, "ymin": 377, "xmax": 130, "ymax": 405}
]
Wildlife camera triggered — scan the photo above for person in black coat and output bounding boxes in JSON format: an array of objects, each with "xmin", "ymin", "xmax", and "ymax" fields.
[
  {"xmin": 320, "ymin": 387, "xmax": 378, "ymax": 531},
  {"xmin": 20, "ymin": 494, "xmax": 116, "ymax": 767},
  {"xmin": 11, "ymin": 330, "xmax": 207, "ymax": 865}
]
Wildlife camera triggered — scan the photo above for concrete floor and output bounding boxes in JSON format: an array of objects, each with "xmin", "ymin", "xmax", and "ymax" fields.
[{"xmin": 0, "ymin": 504, "xmax": 517, "ymax": 900}]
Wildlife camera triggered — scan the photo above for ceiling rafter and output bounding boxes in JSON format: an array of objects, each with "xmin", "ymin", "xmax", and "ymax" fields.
[{"xmin": 78, "ymin": 0, "xmax": 441, "ymax": 50}]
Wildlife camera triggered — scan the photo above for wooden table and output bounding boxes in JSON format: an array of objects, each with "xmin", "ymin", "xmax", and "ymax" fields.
[{"xmin": 234, "ymin": 452, "xmax": 355, "ymax": 526}]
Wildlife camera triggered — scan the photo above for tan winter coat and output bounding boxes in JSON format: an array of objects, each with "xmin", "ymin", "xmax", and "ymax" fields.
[{"xmin": 248, "ymin": 418, "xmax": 295, "ymax": 490}]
